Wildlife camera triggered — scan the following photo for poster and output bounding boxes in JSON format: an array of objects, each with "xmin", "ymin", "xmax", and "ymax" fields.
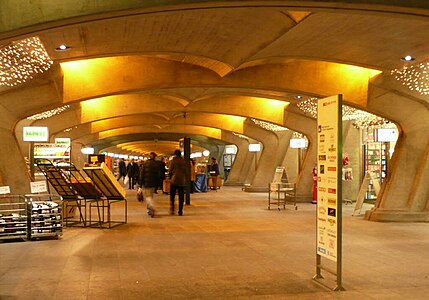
[{"xmin": 316, "ymin": 95, "xmax": 342, "ymax": 262}]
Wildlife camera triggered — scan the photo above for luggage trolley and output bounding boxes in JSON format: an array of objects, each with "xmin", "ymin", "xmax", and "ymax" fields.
[{"xmin": 268, "ymin": 182, "xmax": 298, "ymax": 210}]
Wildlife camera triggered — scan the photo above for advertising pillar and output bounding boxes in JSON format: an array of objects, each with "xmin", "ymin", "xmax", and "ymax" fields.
[{"xmin": 313, "ymin": 95, "xmax": 343, "ymax": 291}]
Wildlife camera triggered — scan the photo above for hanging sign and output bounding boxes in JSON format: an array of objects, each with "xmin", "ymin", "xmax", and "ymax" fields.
[
  {"xmin": 30, "ymin": 181, "xmax": 48, "ymax": 193},
  {"xmin": 0, "ymin": 186, "xmax": 11, "ymax": 194},
  {"xmin": 316, "ymin": 95, "xmax": 342, "ymax": 262},
  {"xmin": 23, "ymin": 126, "xmax": 49, "ymax": 142}
]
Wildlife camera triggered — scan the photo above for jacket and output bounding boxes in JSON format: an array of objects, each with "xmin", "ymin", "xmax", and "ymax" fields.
[
  {"xmin": 169, "ymin": 156, "xmax": 187, "ymax": 186},
  {"xmin": 139, "ymin": 159, "xmax": 160, "ymax": 187}
]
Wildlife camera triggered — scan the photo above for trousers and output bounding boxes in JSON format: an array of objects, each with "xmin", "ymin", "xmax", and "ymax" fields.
[{"xmin": 170, "ymin": 184, "xmax": 184, "ymax": 214}]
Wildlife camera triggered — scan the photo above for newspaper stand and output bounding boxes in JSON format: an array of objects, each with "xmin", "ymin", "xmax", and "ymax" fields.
[
  {"xmin": 25, "ymin": 194, "xmax": 63, "ymax": 240},
  {"xmin": 83, "ymin": 164, "xmax": 127, "ymax": 228},
  {"xmin": 0, "ymin": 195, "xmax": 28, "ymax": 241},
  {"xmin": 268, "ymin": 182, "xmax": 297, "ymax": 210},
  {"xmin": 36, "ymin": 159, "xmax": 87, "ymax": 227}
]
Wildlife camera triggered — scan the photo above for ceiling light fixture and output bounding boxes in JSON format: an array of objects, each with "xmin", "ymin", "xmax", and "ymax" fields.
[
  {"xmin": 0, "ymin": 36, "xmax": 53, "ymax": 87},
  {"xmin": 55, "ymin": 44, "xmax": 70, "ymax": 51},
  {"xmin": 401, "ymin": 55, "xmax": 415, "ymax": 62}
]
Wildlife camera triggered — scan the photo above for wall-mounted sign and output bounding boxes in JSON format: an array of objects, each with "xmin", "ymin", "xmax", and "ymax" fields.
[
  {"xmin": 23, "ymin": 126, "xmax": 49, "ymax": 142},
  {"xmin": 55, "ymin": 137, "xmax": 71, "ymax": 147},
  {"xmin": 30, "ymin": 181, "xmax": 48, "ymax": 193},
  {"xmin": 0, "ymin": 186, "xmax": 11, "ymax": 194},
  {"xmin": 290, "ymin": 138, "xmax": 307, "ymax": 149},
  {"xmin": 376, "ymin": 128, "xmax": 398, "ymax": 142},
  {"xmin": 248, "ymin": 143, "xmax": 261, "ymax": 152},
  {"xmin": 34, "ymin": 143, "xmax": 70, "ymax": 159},
  {"xmin": 81, "ymin": 147, "xmax": 95, "ymax": 155}
]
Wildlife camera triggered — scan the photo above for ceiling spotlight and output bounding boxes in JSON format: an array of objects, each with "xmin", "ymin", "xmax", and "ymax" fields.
[
  {"xmin": 294, "ymin": 95, "xmax": 303, "ymax": 100},
  {"xmin": 401, "ymin": 55, "xmax": 415, "ymax": 62},
  {"xmin": 55, "ymin": 44, "xmax": 70, "ymax": 51}
]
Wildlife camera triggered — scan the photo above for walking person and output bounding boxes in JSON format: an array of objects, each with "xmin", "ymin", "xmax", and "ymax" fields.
[
  {"xmin": 208, "ymin": 157, "xmax": 220, "ymax": 190},
  {"xmin": 117, "ymin": 158, "xmax": 127, "ymax": 182},
  {"xmin": 154, "ymin": 156, "xmax": 166, "ymax": 194},
  {"xmin": 169, "ymin": 150, "xmax": 187, "ymax": 216},
  {"xmin": 126, "ymin": 158, "xmax": 139, "ymax": 189},
  {"xmin": 138, "ymin": 152, "xmax": 161, "ymax": 217}
]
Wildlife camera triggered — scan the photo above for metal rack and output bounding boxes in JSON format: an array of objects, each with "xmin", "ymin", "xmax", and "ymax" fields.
[
  {"xmin": 36, "ymin": 159, "xmax": 87, "ymax": 227},
  {"xmin": 0, "ymin": 195, "xmax": 28, "ymax": 241},
  {"xmin": 83, "ymin": 164, "xmax": 127, "ymax": 228},
  {"xmin": 268, "ymin": 182, "xmax": 298, "ymax": 210},
  {"xmin": 25, "ymin": 194, "xmax": 63, "ymax": 240}
]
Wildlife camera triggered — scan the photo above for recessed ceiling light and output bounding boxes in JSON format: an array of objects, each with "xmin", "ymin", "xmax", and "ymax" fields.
[
  {"xmin": 401, "ymin": 55, "xmax": 415, "ymax": 62},
  {"xmin": 55, "ymin": 44, "xmax": 70, "ymax": 51},
  {"xmin": 294, "ymin": 95, "xmax": 303, "ymax": 100}
]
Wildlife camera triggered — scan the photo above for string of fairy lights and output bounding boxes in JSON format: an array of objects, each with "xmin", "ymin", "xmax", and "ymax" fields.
[
  {"xmin": 251, "ymin": 118, "xmax": 289, "ymax": 131},
  {"xmin": 27, "ymin": 105, "xmax": 70, "ymax": 120},
  {"xmin": 0, "ymin": 37, "xmax": 53, "ymax": 87},
  {"xmin": 391, "ymin": 62, "xmax": 429, "ymax": 95},
  {"xmin": 296, "ymin": 98, "xmax": 392, "ymax": 129}
]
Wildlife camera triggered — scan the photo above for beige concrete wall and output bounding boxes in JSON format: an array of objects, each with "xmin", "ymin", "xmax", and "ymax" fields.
[{"xmin": 342, "ymin": 121, "xmax": 363, "ymax": 203}]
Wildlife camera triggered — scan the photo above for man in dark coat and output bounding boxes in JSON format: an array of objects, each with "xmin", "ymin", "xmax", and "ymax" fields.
[
  {"xmin": 126, "ymin": 158, "xmax": 139, "ymax": 189},
  {"xmin": 169, "ymin": 150, "xmax": 187, "ymax": 216},
  {"xmin": 138, "ymin": 152, "xmax": 161, "ymax": 217},
  {"xmin": 117, "ymin": 158, "xmax": 127, "ymax": 182}
]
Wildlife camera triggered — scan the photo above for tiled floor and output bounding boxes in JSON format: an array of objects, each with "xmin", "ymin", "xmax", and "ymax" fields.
[{"xmin": 1, "ymin": 186, "xmax": 428, "ymax": 299}]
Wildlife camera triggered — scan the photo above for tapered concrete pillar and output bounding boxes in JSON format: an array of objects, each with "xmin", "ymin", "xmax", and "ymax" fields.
[
  {"xmin": 243, "ymin": 121, "xmax": 279, "ymax": 188},
  {"xmin": 365, "ymin": 75, "xmax": 429, "ymax": 222},
  {"xmin": 221, "ymin": 132, "xmax": 250, "ymax": 185},
  {"xmin": 283, "ymin": 110, "xmax": 317, "ymax": 201},
  {"xmin": 0, "ymin": 127, "xmax": 31, "ymax": 194}
]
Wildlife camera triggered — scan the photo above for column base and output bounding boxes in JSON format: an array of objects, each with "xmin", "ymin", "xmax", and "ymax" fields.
[{"xmin": 365, "ymin": 208, "xmax": 429, "ymax": 222}]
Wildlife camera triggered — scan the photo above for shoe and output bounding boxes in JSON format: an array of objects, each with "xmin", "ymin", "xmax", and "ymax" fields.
[
  {"xmin": 178, "ymin": 211, "xmax": 183, "ymax": 216},
  {"xmin": 147, "ymin": 209, "xmax": 155, "ymax": 218}
]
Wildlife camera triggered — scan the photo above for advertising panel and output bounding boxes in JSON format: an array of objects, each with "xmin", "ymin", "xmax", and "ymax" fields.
[
  {"xmin": 316, "ymin": 95, "xmax": 342, "ymax": 262},
  {"xmin": 23, "ymin": 126, "xmax": 49, "ymax": 142}
]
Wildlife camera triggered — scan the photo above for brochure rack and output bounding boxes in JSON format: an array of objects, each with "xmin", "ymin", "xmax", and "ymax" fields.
[
  {"xmin": 36, "ymin": 160, "xmax": 86, "ymax": 227},
  {"xmin": 0, "ymin": 195, "xmax": 28, "ymax": 241},
  {"xmin": 83, "ymin": 163, "xmax": 127, "ymax": 228},
  {"xmin": 267, "ymin": 182, "xmax": 297, "ymax": 210}
]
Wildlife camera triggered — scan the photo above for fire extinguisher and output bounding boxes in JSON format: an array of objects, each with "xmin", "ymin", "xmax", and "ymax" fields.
[{"xmin": 312, "ymin": 165, "xmax": 317, "ymax": 204}]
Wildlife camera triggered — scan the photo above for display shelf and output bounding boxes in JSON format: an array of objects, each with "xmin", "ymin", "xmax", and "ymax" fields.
[
  {"xmin": 25, "ymin": 194, "xmax": 63, "ymax": 239},
  {"xmin": 0, "ymin": 195, "xmax": 28, "ymax": 241},
  {"xmin": 364, "ymin": 142, "xmax": 389, "ymax": 200}
]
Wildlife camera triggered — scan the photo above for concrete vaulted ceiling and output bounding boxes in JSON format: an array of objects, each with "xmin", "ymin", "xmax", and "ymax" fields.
[{"xmin": 2, "ymin": 1, "xmax": 429, "ymax": 154}]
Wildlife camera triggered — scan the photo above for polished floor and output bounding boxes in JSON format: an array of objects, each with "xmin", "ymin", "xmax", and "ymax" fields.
[{"xmin": 1, "ymin": 186, "xmax": 428, "ymax": 299}]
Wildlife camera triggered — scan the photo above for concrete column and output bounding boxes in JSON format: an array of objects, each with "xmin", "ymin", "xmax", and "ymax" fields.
[
  {"xmin": 222, "ymin": 133, "xmax": 250, "ymax": 185},
  {"xmin": 243, "ymin": 121, "xmax": 279, "ymax": 188},
  {"xmin": 283, "ymin": 110, "xmax": 317, "ymax": 201},
  {"xmin": 365, "ymin": 75, "xmax": 429, "ymax": 222},
  {"xmin": 342, "ymin": 121, "xmax": 362, "ymax": 202},
  {"xmin": 0, "ymin": 128, "xmax": 31, "ymax": 194}
]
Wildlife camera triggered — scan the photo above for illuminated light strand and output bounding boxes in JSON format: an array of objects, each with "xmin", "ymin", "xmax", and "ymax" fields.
[
  {"xmin": 27, "ymin": 105, "xmax": 70, "ymax": 120},
  {"xmin": 0, "ymin": 36, "xmax": 53, "ymax": 87},
  {"xmin": 296, "ymin": 98, "xmax": 391, "ymax": 129},
  {"xmin": 232, "ymin": 132, "xmax": 249, "ymax": 139},
  {"xmin": 391, "ymin": 62, "xmax": 429, "ymax": 95},
  {"xmin": 251, "ymin": 118, "xmax": 288, "ymax": 131},
  {"xmin": 292, "ymin": 132, "xmax": 304, "ymax": 139}
]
